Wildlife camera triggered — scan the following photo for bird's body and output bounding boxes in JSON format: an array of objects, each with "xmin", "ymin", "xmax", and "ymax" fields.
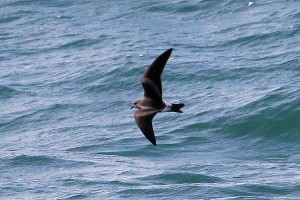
[{"xmin": 131, "ymin": 48, "xmax": 184, "ymax": 146}]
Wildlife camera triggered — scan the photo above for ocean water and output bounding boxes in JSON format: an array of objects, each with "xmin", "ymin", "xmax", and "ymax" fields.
[{"xmin": 1, "ymin": 0, "xmax": 300, "ymax": 199}]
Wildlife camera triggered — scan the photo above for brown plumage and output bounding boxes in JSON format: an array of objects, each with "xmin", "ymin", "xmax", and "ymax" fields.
[{"xmin": 131, "ymin": 48, "xmax": 184, "ymax": 146}]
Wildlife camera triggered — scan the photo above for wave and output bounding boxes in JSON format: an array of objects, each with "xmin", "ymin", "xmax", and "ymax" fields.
[
  {"xmin": 8, "ymin": 155, "xmax": 57, "ymax": 166},
  {"xmin": 144, "ymin": 1, "xmax": 224, "ymax": 14},
  {"xmin": 59, "ymin": 38, "xmax": 105, "ymax": 50},
  {"xmin": 147, "ymin": 3, "xmax": 200, "ymax": 14},
  {"xmin": 218, "ymin": 88, "xmax": 300, "ymax": 141},
  {"xmin": 2, "ymin": 0, "xmax": 75, "ymax": 8},
  {"xmin": 0, "ymin": 16, "xmax": 21, "ymax": 24},
  {"xmin": 0, "ymin": 85, "xmax": 20, "ymax": 99},
  {"xmin": 0, "ymin": 103, "xmax": 87, "ymax": 133},
  {"xmin": 215, "ymin": 26, "xmax": 299, "ymax": 50},
  {"xmin": 168, "ymin": 86, "xmax": 300, "ymax": 146},
  {"xmin": 5, "ymin": 154, "xmax": 94, "ymax": 168},
  {"xmin": 141, "ymin": 172, "xmax": 223, "ymax": 184}
]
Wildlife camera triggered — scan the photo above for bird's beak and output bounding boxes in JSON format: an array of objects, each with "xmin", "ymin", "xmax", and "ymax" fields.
[{"xmin": 130, "ymin": 105, "xmax": 134, "ymax": 109}]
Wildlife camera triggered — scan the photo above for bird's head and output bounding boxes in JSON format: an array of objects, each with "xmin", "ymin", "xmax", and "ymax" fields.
[{"xmin": 131, "ymin": 100, "xmax": 141, "ymax": 109}]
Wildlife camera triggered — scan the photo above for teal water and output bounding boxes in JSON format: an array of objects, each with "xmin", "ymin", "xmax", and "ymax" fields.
[{"xmin": 1, "ymin": 0, "xmax": 300, "ymax": 199}]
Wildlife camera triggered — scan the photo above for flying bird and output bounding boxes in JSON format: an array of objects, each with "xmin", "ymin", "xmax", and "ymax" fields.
[{"xmin": 131, "ymin": 48, "xmax": 184, "ymax": 146}]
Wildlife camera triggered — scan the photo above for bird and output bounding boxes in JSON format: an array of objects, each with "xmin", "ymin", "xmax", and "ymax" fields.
[{"xmin": 131, "ymin": 48, "xmax": 184, "ymax": 146}]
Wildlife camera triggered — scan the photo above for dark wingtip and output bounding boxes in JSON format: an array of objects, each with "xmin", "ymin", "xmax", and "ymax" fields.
[
  {"xmin": 165, "ymin": 48, "xmax": 173, "ymax": 55},
  {"xmin": 143, "ymin": 131, "xmax": 157, "ymax": 146},
  {"xmin": 149, "ymin": 138, "xmax": 157, "ymax": 146},
  {"xmin": 158, "ymin": 48, "xmax": 173, "ymax": 60}
]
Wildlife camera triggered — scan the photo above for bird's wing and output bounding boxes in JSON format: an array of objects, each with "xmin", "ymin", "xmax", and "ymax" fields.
[
  {"xmin": 141, "ymin": 77, "xmax": 162, "ymax": 102},
  {"xmin": 142, "ymin": 48, "xmax": 172, "ymax": 97},
  {"xmin": 134, "ymin": 110, "xmax": 158, "ymax": 146}
]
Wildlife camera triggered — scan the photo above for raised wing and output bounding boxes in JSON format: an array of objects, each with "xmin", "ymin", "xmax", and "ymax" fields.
[
  {"xmin": 142, "ymin": 48, "xmax": 172, "ymax": 97},
  {"xmin": 141, "ymin": 78, "xmax": 162, "ymax": 103},
  {"xmin": 134, "ymin": 110, "xmax": 158, "ymax": 146}
]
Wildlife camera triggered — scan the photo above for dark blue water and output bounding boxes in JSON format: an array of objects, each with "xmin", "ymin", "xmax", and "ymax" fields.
[{"xmin": 1, "ymin": 0, "xmax": 300, "ymax": 199}]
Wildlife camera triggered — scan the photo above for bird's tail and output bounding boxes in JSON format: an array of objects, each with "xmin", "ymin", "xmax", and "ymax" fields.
[{"xmin": 170, "ymin": 103, "xmax": 184, "ymax": 113}]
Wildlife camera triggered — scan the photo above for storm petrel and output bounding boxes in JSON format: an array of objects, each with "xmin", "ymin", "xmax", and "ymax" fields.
[{"xmin": 131, "ymin": 48, "xmax": 184, "ymax": 146}]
